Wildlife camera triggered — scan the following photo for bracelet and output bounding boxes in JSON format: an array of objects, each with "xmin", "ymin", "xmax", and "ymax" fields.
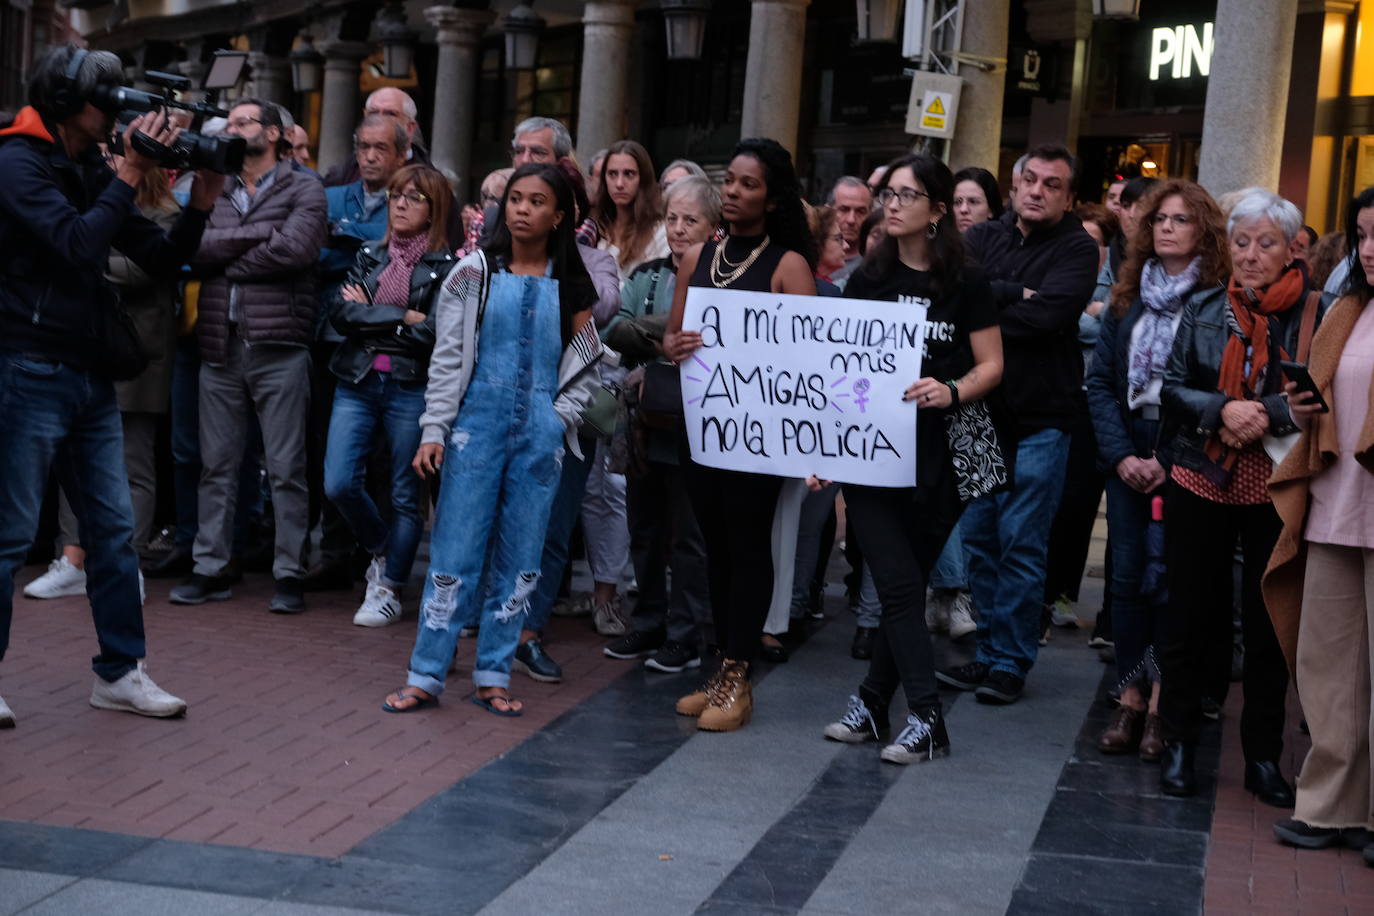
[{"xmin": 944, "ymin": 380, "xmax": 961, "ymax": 407}]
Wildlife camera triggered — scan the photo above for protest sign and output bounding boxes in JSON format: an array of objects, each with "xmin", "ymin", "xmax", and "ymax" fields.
[{"xmin": 680, "ymin": 287, "xmax": 926, "ymax": 488}]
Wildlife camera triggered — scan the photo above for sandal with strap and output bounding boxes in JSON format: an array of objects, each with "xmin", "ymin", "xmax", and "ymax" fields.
[
  {"xmin": 382, "ymin": 687, "xmax": 439, "ymax": 713},
  {"xmin": 470, "ymin": 692, "xmax": 523, "ymax": 718}
]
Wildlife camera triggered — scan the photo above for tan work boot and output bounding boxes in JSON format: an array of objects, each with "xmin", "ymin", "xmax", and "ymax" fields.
[
  {"xmin": 676, "ymin": 657, "xmax": 725, "ymax": 716},
  {"xmin": 697, "ymin": 659, "xmax": 752, "ymax": 732}
]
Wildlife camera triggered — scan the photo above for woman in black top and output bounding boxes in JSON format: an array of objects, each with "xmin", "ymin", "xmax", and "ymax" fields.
[
  {"xmin": 822, "ymin": 154, "xmax": 1004, "ymax": 763},
  {"xmin": 663, "ymin": 138, "xmax": 817, "ymax": 732}
]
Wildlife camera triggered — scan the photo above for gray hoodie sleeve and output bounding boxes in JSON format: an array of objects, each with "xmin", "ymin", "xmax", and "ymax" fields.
[{"xmin": 419, "ymin": 252, "xmax": 484, "ymax": 446}]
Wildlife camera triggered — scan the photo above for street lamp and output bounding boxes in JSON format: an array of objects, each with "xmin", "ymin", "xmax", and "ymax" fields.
[
  {"xmin": 376, "ymin": 3, "xmax": 417, "ymax": 80},
  {"xmin": 855, "ymin": 0, "xmax": 900, "ymax": 42},
  {"xmin": 1092, "ymin": 0, "xmax": 1141, "ymax": 18},
  {"xmin": 503, "ymin": 2, "xmax": 545, "ymax": 71},
  {"xmin": 661, "ymin": 0, "xmax": 711, "ymax": 60},
  {"xmin": 289, "ymin": 33, "xmax": 324, "ymax": 93}
]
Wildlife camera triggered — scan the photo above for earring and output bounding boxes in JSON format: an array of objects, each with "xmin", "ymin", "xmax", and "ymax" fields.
[{"xmin": 927, "ymin": 221, "xmax": 939, "ymax": 239}]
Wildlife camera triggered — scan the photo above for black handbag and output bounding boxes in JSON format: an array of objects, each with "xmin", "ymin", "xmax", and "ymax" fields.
[
  {"xmin": 92, "ymin": 285, "xmax": 150, "ymax": 381},
  {"xmin": 639, "ymin": 361, "xmax": 683, "ymax": 429}
]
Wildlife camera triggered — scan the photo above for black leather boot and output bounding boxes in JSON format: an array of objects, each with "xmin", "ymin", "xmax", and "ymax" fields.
[
  {"xmin": 1160, "ymin": 741, "xmax": 1197, "ymax": 797},
  {"xmin": 1245, "ymin": 760, "xmax": 1296, "ymax": 808}
]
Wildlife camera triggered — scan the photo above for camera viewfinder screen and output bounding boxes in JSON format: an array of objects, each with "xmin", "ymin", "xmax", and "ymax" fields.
[{"xmin": 204, "ymin": 52, "xmax": 248, "ymax": 91}]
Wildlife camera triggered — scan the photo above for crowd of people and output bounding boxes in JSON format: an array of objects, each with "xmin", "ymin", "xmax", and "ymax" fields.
[{"xmin": 3, "ymin": 43, "xmax": 1374, "ymax": 862}]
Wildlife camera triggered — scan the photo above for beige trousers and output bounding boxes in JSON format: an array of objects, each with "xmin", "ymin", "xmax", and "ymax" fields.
[{"xmin": 1294, "ymin": 541, "xmax": 1374, "ymax": 828}]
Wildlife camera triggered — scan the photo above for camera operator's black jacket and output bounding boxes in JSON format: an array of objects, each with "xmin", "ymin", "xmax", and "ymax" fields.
[{"xmin": 0, "ymin": 106, "xmax": 209, "ymax": 371}]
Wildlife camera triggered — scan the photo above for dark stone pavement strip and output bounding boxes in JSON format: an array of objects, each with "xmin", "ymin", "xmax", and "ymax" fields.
[{"xmin": 1005, "ymin": 667, "xmax": 1217, "ymax": 916}]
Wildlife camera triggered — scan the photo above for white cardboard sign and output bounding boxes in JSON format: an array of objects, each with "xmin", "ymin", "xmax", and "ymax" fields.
[{"xmin": 680, "ymin": 287, "xmax": 926, "ymax": 488}]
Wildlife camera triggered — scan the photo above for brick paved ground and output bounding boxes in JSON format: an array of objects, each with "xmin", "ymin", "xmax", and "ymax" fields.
[
  {"xmin": 0, "ymin": 566, "xmax": 627, "ymax": 858},
  {"xmin": 1204, "ymin": 689, "xmax": 1374, "ymax": 915}
]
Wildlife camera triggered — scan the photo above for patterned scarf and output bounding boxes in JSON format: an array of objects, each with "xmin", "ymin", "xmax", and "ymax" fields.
[
  {"xmin": 1128, "ymin": 257, "xmax": 1201, "ymax": 398},
  {"xmin": 375, "ymin": 231, "xmax": 429, "ymax": 307}
]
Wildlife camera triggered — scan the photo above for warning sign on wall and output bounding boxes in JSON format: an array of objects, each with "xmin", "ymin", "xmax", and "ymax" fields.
[{"xmin": 906, "ymin": 71, "xmax": 962, "ymax": 140}]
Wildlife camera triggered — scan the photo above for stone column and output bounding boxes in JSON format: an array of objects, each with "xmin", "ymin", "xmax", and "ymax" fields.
[
  {"xmin": 947, "ymin": 0, "xmax": 1010, "ymax": 172},
  {"xmin": 575, "ymin": 0, "xmax": 636, "ymax": 161},
  {"xmin": 426, "ymin": 6, "xmax": 493, "ymax": 194},
  {"xmin": 246, "ymin": 52, "xmax": 292, "ymax": 108},
  {"xmin": 316, "ymin": 40, "xmax": 371, "ymax": 174},
  {"xmin": 1197, "ymin": 0, "xmax": 1300, "ymax": 196},
  {"xmin": 740, "ymin": 0, "xmax": 811, "ymax": 155}
]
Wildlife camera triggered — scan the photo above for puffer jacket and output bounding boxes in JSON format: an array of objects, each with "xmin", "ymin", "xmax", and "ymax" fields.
[
  {"xmin": 328, "ymin": 238, "xmax": 454, "ymax": 384},
  {"xmin": 192, "ymin": 157, "xmax": 328, "ymax": 365},
  {"xmin": 1162, "ymin": 284, "xmax": 1333, "ymax": 474}
]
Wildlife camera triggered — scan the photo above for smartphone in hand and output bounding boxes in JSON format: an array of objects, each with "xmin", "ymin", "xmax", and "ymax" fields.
[{"xmin": 1279, "ymin": 360, "xmax": 1330, "ymax": 413}]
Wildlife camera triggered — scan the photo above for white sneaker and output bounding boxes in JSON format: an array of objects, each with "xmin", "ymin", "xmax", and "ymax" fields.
[
  {"xmin": 364, "ymin": 555, "xmax": 385, "ymax": 588},
  {"xmin": 0, "ymin": 694, "xmax": 14, "ymax": 729},
  {"xmin": 925, "ymin": 589, "xmax": 952, "ymax": 634},
  {"xmin": 90, "ymin": 661, "xmax": 187, "ymax": 718},
  {"xmin": 353, "ymin": 584, "xmax": 403, "ymax": 627},
  {"xmin": 23, "ymin": 556, "xmax": 87, "ymax": 599},
  {"xmin": 947, "ymin": 592, "xmax": 978, "ymax": 639},
  {"xmin": 552, "ymin": 592, "xmax": 593, "ymax": 618},
  {"xmin": 593, "ymin": 596, "xmax": 626, "ymax": 637},
  {"xmin": 1049, "ymin": 596, "xmax": 1079, "ymax": 628}
]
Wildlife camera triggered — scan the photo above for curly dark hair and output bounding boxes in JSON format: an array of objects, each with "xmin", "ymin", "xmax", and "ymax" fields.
[
  {"xmin": 1110, "ymin": 179, "xmax": 1230, "ymax": 316},
  {"xmin": 484, "ymin": 163, "xmax": 598, "ymax": 345},
  {"xmin": 730, "ymin": 137, "xmax": 818, "ymax": 270}
]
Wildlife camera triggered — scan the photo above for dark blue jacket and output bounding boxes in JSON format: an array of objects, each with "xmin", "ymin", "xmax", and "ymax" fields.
[
  {"xmin": 1086, "ymin": 285, "xmax": 1226, "ymax": 474},
  {"xmin": 0, "ymin": 107, "xmax": 209, "ymax": 371}
]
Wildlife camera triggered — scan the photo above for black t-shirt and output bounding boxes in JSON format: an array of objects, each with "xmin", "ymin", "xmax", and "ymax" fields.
[{"xmin": 844, "ymin": 261, "xmax": 998, "ymax": 488}]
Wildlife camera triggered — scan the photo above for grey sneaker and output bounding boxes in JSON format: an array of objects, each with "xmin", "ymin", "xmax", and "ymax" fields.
[
  {"xmin": 0, "ymin": 693, "xmax": 14, "ymax": 729},
  {"xmin": 90, "ymin": 661, "xmax": 187, "ymax": 718},
  {"xmin": 824, "ymin": 695, "xmax": 888, "ymax": 744},
  {"xmin": 593, "ymin": 597, "xmax": 626, "ymax": 637},
  {"xmin": 552, "ymin": 592, "xmax": 593, "ymax": 618},
  {"xmin": 946, "ymin": 591, "xmax": 977, "ymax": 638}
]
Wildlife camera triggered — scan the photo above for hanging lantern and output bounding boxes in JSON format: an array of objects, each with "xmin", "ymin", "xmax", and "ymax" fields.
[
  {"xmin": 1092, "ymin": 0, "xmax": 1142, "ymax": 18},
  {"xmin": 661, "ymin": 0, "xmax": 711, "ymax": 60},
  {"xmin": 855, "ymin": 0, "xmax": 900, "ymax": 42},
  {"xmin": 376, "ymin": 4, "xmax": 417, "ymax": 80},
  {"xmin": 503, "ymin": 2, "xmax": 545, "ymax": 71},
  {"xmin": 289, "ymin": 33, "xmax": 324, "ymax": 93}
]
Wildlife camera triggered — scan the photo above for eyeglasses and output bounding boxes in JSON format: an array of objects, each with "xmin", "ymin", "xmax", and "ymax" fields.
[
  {"xmin": 226, "ymin": 117, "xmax": 262, "ymax": 131},
  {"xmin": 1151, "ymin": 212, "xmax": 1193, "ymax": 227},
  {"xmin": 387, "ymin": 189, "xmax": 430, "ymax": 206},
  {"xmin": 511, "ymin": 144, "xmax": 551, "ymax": 159},
  {"xmin": 876, "ymin": 187, "xmax": 931, "ymax": 209}
]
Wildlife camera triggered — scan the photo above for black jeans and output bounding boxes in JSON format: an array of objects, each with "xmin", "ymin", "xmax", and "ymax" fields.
[
  {"xmin": 1158, "ymin": 485, "xmax": 1287, "ymax": 761},
  {"xmin": 626, "ymin": 459, "xmax": 712, "ymax": 648},
  {"xmin": 681, "ymin": 459, "xmax": 781, "ymax": 664},
  {"xmin": 1044, "ymin": 407, "xmax": 1104, "ymax": 604},
  {"xmin": 843, "ymin": 481, "xmax": 962, "ymax": 722}
]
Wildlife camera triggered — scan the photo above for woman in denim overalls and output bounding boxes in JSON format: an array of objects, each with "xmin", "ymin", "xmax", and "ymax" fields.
[{"xmin": 383, "ymin": 164, "xmax": 602, "ymax": 716}]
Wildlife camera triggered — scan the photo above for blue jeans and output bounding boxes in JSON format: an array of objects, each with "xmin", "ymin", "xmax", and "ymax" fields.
[
  {"xmin": 0, "ymin": 355, "xmax": 144, "ymax": 681},
  {"xmin": 406, "ymin": 271, "xmax": 565, "ymax": 693},
  {"xmin": 964, "ymin": 428, "xmax": 1070, "ymax": 677},
  {"xmin": 1104, "ymin": 476, "xmax": 1157, "ymax": 691},
  {"xmin": 929, "ymin": 520, "xmax": 968, "ymax": 591},
  {"xmin": 526, "ymin": 434, "xmax": 596, "ymax": 634},
  {"xmin": 324, "ymin": 372, "xmax": 426, "ymax": 591}
]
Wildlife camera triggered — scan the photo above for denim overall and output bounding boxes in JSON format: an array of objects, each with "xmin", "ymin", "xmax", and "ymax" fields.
[{"xmin": 406, "ymin": 267, "xmax": 566, "ymax": 693}]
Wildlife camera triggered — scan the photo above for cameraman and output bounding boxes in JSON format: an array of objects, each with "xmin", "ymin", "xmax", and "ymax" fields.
[{"xmin": 0, "ymin": 45, "xmax": 225, "ymax": 727}]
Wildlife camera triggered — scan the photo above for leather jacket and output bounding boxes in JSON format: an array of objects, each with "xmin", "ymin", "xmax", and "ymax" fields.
[
  {"xmin": 1162, "ymin": 283, "xmax": 1331, "ymax": 473},
  {"xmin": 328, "ymin": 239, "xmax": 456, "ymax": 384}
]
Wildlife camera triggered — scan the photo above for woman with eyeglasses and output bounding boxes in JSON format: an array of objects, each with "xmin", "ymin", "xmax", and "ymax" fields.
[
  {"xmin": 1086, "ymin": 180, "xmax": 1229, "ymax": 764},
  {"xmin": 324, "ymin": 164, "xmax": 456, "ymax": 628},
  {"xmin": 813, "ymin": 205, "xmax": 848, "ymax": 290},
  {"xmin": 663, "ymin": 137, "xmax": 818, "ymax": 731},
  {"xmin": 820, "ymin": 154, "xmax": 1003, "ymax": 764}
]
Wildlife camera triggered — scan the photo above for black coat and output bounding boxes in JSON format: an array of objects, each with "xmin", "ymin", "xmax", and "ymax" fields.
[
  {"xmin": 0, "ymin": 109, "xmax": 209, "ymax": 371},
  {"xmin": 964, "ymin": 210, "xmax": 1101, "ymax": 437},
  {"xmin": 1086, "ymin": 285, "xmax": 1226, "ymax": 475},
  {"xmin": 1161, "ymin": 285, "xmax": 1331, "ymax": 475},
  {"xmin": 328, "ymin": 239, "xmax": 455, "ymax": 384}
]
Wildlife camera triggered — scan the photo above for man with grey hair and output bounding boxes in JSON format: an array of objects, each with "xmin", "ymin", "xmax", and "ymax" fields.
[
  {"xmin": 323, "ymin": 87, "xmax": 429, "ymax": 188},
  {"xmin": 464, "ymin": 117, "xmax": 576, "ymax": 250},
  {"xmin": 1008, "ymin": 153, "xmax": 1030, "ymax": 212},
  {"xmin": 0, "ymin": 44, "xmax": 226, "ymax": 723},
  {"xmin": 827, "ymin": 176, "xmax": 873, "ymax": 282}
]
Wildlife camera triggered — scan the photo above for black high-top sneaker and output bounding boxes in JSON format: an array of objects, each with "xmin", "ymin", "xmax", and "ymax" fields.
[
  {"xmin": 823, "ymin": 694, "xmax": 890, "ymax": 744},
  {"xmin": 880, "ymin": 708, "xmax": 950, "ymax": 764}
]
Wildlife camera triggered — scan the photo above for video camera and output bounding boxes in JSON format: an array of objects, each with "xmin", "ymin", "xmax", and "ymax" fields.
[{"xmin": 102, "ymin": 50, "xmax": 249, "ymax": 175}]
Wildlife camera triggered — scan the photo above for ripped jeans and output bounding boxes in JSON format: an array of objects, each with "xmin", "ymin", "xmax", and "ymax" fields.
[{"xmin": 404, "ymin": 270, "xmax": 566, "ymax": 694}]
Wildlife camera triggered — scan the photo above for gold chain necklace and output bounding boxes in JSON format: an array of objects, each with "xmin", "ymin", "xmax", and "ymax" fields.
[{"xmin": 709, "ymin": 235, "xmax": 770, "ymax": 288}]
